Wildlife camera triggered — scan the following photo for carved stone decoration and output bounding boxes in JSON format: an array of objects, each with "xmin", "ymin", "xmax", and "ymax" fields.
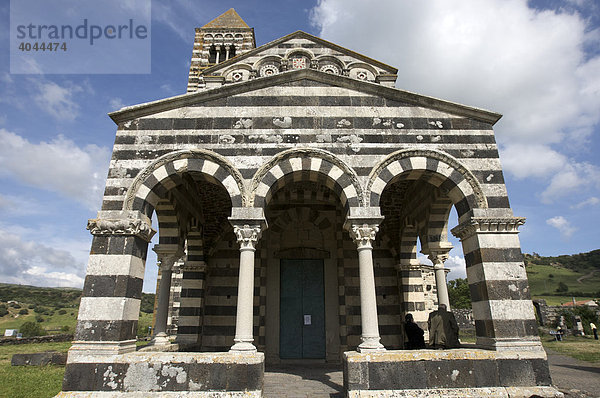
[
  {"xmin": 451, "ymin": 217, "xmax": 526, "ymax": 240},
  {"xmin": 319, "ymin": 64, "xmax": 341, "ymax": 75},
  {"xmin": 259, "ymin": 64, "xmax": 279, "ymax": 77},
  {"xmin": 350, "ymin": 224, "xmax": 379, "ymax": 249},
  {"xmin": 87, "ymin": 217, "xmax": 156, "ymax": 242},
  {"xmin": 154, "ymin": 246, "xmax": 185, "ymax": 271},
  {"xmin": 234, "ymin": 224, "xmax": 262, "ymax": 250}
]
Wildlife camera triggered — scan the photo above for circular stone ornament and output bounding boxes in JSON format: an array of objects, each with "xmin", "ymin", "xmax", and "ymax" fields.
[
  {"xmin": 356, "ymin": 70, "xmax": 368, "ymax": 80},
  {"xmin": 259, "ymin": 64, "xmax": 280, "ymax": 77},
  {"xmin": 231, "ymin": 71, "xmax": 244, "ymax": 82},
  {"xmin": 319, "ymin": 64, "xmax": 341, "ymax": 75}
]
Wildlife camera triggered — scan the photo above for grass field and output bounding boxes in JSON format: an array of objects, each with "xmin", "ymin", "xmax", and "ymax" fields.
[
  {"xmin": 541, "ymin": 335, "xmax": 600, "ymax": 363},
  {"xmin": 526, "ymin": 263, "xmax": 600, "ymax": 297},
  {"xmin": 0, "ymin": 342, "xmax": 70, "ymax": 398}
]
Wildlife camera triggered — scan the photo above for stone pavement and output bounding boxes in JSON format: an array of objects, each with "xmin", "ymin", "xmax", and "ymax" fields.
[
  {"xmin": 263, "ymin": 364, "xmax": 343, "ymax": 398},
  {"xmin": 263, "ymin": 352, "xmax": 600, "ymax": 398},
  {"xmin": 546, "ymin": 351, "xmax": 600, "ymax": 398}
]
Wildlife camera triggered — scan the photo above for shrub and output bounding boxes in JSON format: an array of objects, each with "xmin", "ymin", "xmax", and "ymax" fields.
[
  {"xmin": 20, "ymin": 321, "xmax": 46, "ymax": 337},
  {"xmin": 0, "ymin": 306, "xmax": 8, "ymax": 317},
  {"xmin": 61, "ymin": 325, "xmax": 71, "ymax": 332},
  {"xmin": 35, "ymin": 315, "xmax": 44, "ymax": 323},
  {"xmin": 556, "ymin": 282, "xmax": 569, "ymax": 293},
  {"xmin": 18, "ymin": 308, "xmax": 28, "ymax": 315},
  {"xmin": 58, "ymin": 309, "xmax": 67, "ymax": 315}
]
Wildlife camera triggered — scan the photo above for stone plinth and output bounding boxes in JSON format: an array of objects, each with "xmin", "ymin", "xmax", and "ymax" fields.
[
  {"xmin": 344, "ymin": 349, "xmax": 562, "ymax": 398},
  {"xmin": 61, "ymin": 352, "xmax": 263, "ymax": 396}
]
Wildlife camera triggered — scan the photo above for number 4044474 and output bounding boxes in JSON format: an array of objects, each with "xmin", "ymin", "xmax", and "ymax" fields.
[{"xmin": 18, "ymin": 42, "xmax": 67, "ymax": 51}]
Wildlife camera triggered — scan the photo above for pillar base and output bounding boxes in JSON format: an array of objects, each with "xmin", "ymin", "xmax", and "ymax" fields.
[
  {"xmin": 357, "ymin": 336, "xmax": 385, "ymax": 352},
  {"xmin": 230, "ymin": 341, "xmax": 257, "ymax": 352},
  {"xmin": 67, "ymin": 340, "xmax": 136, "ymax": 362}
]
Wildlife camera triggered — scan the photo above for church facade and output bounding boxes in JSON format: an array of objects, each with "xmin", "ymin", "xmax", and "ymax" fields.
[{"xmin": 61, "ymin": 9, "xmax": 558, "ymax": 397}]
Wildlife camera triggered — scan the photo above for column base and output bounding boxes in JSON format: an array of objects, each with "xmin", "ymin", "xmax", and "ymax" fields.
[
  {"xmin": 476, "ymin": 336, "xmax": 546, "ymax": 353},
  {"xmin": 230, "ymin": 340, "xmax": 257, "ymax": 352},
  {"xmin": 140, "ymin": 333, "xmax": 179, "ymax": 352},
  {"xmin": 357, "ymin": 336, "xmax": 385, "ymax": 352},
  {"xmin": 67, "ymin": 340, "xmax": 136, "ymax": 362}
]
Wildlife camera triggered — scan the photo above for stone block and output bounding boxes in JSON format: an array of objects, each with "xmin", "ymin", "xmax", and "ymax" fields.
[{"xmin": 11, "ymin": 352, "xmax": 67, "ymax": 366}]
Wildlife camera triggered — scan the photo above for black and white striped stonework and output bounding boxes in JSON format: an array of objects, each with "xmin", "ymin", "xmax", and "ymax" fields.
[
  {"xmin": 457, "ymin": 223, "xmax": 537, "ymax": 343},
  {"xmin": 76, "ymin": 234, "xmax": 148, "ymax": 342},
  {"xmin": 176, "ymin": 231, "xmax": 205, "ymax": 346}
]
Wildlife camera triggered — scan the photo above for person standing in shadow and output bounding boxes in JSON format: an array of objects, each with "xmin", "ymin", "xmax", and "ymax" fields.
[
  {"xmin": 428, "ymin": 304, "xmax": 460, "ymax": 349},
  {"xmin": 404, "ymin": 313, "xmax": 425, "ymax": 349}
]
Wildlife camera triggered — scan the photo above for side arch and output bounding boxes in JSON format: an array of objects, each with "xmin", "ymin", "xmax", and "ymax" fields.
[
  {"xmin": 124, "ymin": 149, "xmax": 247, "ymax": 214},
  {"xmin": 250, "ymin": 148, "xmax": 364, "ymax": 210},
  {"xmin": 368, "ymin": 149, "xmax": 487, "ymax": 216}
]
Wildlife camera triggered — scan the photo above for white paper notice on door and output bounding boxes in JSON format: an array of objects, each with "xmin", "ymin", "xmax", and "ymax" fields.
[{"xmin": 304, "ymin": 315, "xmax": 311, "ymax": 325}]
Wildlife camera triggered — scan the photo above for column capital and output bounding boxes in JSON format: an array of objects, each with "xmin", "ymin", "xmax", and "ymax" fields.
[
  {"xmin": 233, "ymin": 225, "xmax": 262, "ymax": 250},
  {"xmin": 153, "ymin": 245, "xmax": 184, "ymax": 271},
  {"xmin": 87, "ymin": 211, "xmax": 156, "ymax": 242},
  {"xmin": 349, "ymin": 224, "xmax": 379, "ymax": 250},
  {"xmin": 451, "ymin": 216, "xmax": 526, "ymax": 241},
  {"xmin": 424, "ymin": 242, "xmax": 453, "ymax": 267}
]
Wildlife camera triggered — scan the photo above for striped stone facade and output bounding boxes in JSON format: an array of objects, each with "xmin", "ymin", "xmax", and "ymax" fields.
[{"xmin": 62, "ymin": 11, "xmax": 552, "ymax": 395}]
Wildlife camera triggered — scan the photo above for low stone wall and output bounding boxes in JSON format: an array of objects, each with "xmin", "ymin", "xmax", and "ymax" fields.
[
  {"xmin": 343, "ymin": 349, "xmax": 559, "ymax": 397},
  {"xmin": 533, "ymin": 300, "xmax": 600, "ymax": 326},
  {"xmin": 12, "ymin": 352, "xmax": 67, "ymax": 366},
  {"xmin": 0, "ymin": 334, "xmax": 73, "ymax": 346},
  {"xmin": 453, "ymin": 308, "xmax": 475, "ymax": 329},
  {"xmin": 62, "ymin": 351, "xmax": 264, "ymax": 395}
]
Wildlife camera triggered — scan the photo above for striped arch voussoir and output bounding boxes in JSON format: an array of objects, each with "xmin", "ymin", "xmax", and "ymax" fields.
[
  {"xmin": 250, "ymin": 148, "xmax": 364, "ymax": 210},
  {"xmin": 367, "ymin": 149, "xmax": 487, "ymax": 212},
  {"xmin": 125, "ymin": 149, "xmax": 246, "ymax": 213}
]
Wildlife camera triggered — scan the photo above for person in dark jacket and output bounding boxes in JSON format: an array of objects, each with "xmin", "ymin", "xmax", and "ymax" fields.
[
  {"xmin": 404, "ymin": 313, "xmax": 425, "ymax": 349},
  {"xmin": 428, "ymin": 304, "xmax": 460, "ymax": 349}
]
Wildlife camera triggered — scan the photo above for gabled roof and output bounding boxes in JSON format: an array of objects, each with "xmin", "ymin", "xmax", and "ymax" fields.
[
  {"xmin": 201, "ymin": 8, "xmax": 249, "ymax": 29},
  {"xmin": 200, "ymin": 30, "xmax": 398, "ymax": 76},
  {"xmin": 109, "ymin": 68, "xmax": 501, "ymax": 125}
]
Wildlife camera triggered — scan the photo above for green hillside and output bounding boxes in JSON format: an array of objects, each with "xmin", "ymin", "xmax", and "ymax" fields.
[
  {"xmin": 524, "ymin": 250, "xmax": 600, "ymax": 303},
  {"xmin": 0, "ymin": 284, "xmax": 155, "ymax": 337}
]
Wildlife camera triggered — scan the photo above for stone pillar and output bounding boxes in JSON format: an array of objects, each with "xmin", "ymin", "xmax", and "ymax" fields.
[
  {"xmin": 427, "ymin": 243, "xmax": 453, "ymax": 310},
  {"xmin": 451, "ymin": 210, "xmax": 543, "ymax": 352},
  {"xmin": 150, "ymin": 245, "xmax": 182, "ymax": 346},
  {"xmin": 68, "ymin": 211, "xmax": 155, "ymax": 359},
  {"xmin": 345, "ymin": 208, "xmax": 385, "ymax": 352},
  {"xmin": 229, "ymin": 208, "xmax": 267, "ymax": 353}
]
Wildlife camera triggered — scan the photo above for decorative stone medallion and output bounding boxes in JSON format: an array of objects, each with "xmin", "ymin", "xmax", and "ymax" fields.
[
  {"xmin": 319, "ymin": 64, "xmax": 341, "ymax": 75},
  {"xmin": 259, "ymin": 64, "xmax": 279, "ymax": 77},
  {"xmin": 291, "ymin": 57, "xmax": 308, "ymax": 69},
  {"xmin": 231, "ymin": 71, "xmax": 244, "ymax": 82}
]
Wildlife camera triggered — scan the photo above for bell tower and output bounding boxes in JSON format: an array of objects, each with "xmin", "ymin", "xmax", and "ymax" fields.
[{"xmin": 187, "ymin": 8, "xmax": 256, "ymax": 92}]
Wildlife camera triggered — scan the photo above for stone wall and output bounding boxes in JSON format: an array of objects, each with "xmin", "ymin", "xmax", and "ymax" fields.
[
  {"xmin": 453, "ymin": 308, "xmax": 475, "ymax": 330},
  {"xmin": 0, "ymin": 334, "xmax": 73, "ymax": 346}
]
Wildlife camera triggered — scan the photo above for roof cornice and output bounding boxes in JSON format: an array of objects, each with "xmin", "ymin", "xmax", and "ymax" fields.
[{"xmin": 109, "ymin": 68, "xmax": 501, "ymax": 125}]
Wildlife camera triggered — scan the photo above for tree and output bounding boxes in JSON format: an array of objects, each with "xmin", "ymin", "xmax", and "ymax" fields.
[
  {"xmin": 0, "ymin": 305, "xmax": 7, "ymax": 317},
  {"xmin": 18, "ymin": 309, "xmax": 28, "ymax": 315},
  {"xmin": 20, "ymin": 321, "xmax": 46, "ymax": 337},
  {"xmin": 556, "ymin": 282, "xmax": 569, "ymax": 293},
  {"xmin": 448, "ymin": 278, "xmax": 471, "ymax": 309}
]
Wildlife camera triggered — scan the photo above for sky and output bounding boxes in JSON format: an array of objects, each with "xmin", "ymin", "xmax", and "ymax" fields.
[{"xmin": 0, "ymin": 0, "xmax": 598, "ymax": 291}]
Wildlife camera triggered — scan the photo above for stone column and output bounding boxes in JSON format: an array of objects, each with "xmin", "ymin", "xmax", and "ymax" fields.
[
  {"xmin": 230, "ymin": 224, "xmax": 262, "ymax": 352},
  {"xmin": 451, "ymin": 210, "xmax": 543, "ymax": 352},
  {"xmin": 427, "ymin": 243, "xmax": 453, "ymax": 310},
  {"xmin": 340, "ymin": 208, "xmax": 384, "ymax": 353},
  {"xmin": 150, "ymin": 245, "xmax": 182, "ymax": 346},
  {"xmin": 68, "ymin": 211, "xmax": 156, "ymax": 359}
]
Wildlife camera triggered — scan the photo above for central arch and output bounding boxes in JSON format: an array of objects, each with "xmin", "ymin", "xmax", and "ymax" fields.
[{"xmin": 250, "ymin": 148, "xmax": 364, "ymax": 211}]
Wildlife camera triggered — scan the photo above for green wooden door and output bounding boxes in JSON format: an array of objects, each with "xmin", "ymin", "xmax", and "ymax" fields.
[{"xmin": 280, "ymin": 259, "xmax": 325, "ymax": 359}]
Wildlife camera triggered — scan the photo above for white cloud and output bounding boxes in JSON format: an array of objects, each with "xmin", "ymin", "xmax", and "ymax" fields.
[
  {"xmin": 541, "ymin": 161, "xmax": 600, "ymax": 203},
  {"xmin": 310, "ymin": 0, "xmax": 600, "ymax": 190},
  {"xmin": 546, "ymin": 216, "xmax": 577, "ymax": 239},
  {"xmin": 30, "ymin": 79, "xmax": 84, "ymax": 121},
  {"xmin": 0, "ymin": 129, "xmax": 110, "ymax": 210},
  {"xmin": 445, "ymin": 255, "xmax": 467, "ymax": 280},
  {"xmin": 0, "ymin": 228, "xmax": 85, "ymax": 288},
  {"xmin": 109, "ymin": 97, "xmax": 126, "ymax": 110},
  {"xmin": 571, "ymin": 197, "xmax": 600, "ymax": 209}
]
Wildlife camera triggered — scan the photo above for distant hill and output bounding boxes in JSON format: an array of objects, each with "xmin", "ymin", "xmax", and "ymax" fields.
[
  {"xmin": 524, "ymin": 249, "xmax": 600, "ymax": 301},
  {"xmin": 0, "ymin": 283, "xmax": 156, "ymax": 336},
  {"xmin": 524, "ymin": 249, "xmax": 600, "ymax": 273}
]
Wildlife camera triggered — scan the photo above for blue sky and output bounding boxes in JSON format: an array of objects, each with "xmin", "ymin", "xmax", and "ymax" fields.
[{"xmin": 0, "ymin": 0, "xmax": 598, "ymax": 291}]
